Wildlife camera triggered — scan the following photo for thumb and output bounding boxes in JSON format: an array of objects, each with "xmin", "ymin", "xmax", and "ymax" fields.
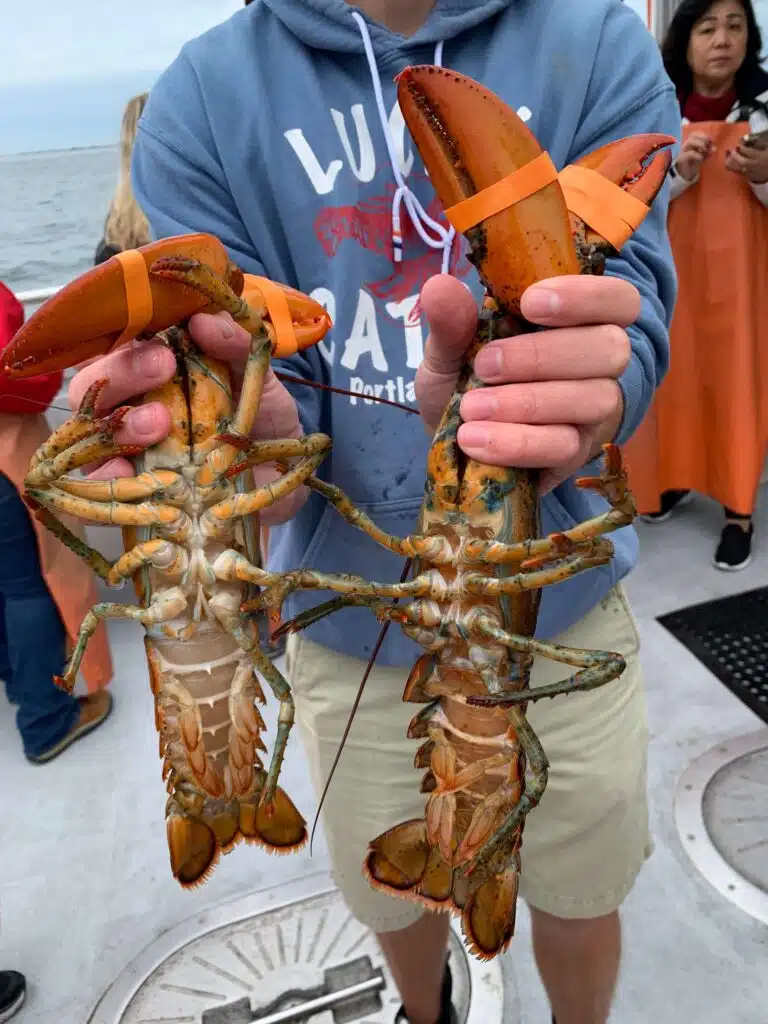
[
  {"xmin": 415, "ymin": 275, "xmax": 478, "ymax": 430},
  {"xmin": 421, "ymin": 275, "xmax": 478, "ymax": 373},
  {"xmin": 253, "ymin": 367, "xmax": 303, "ymax": 441}
]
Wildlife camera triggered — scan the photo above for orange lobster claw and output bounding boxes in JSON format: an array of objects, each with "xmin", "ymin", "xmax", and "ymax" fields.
[
  {"xmin": 395, "ymin": 66, "xmax": 675, "ymax": 309},
  {"xmin": 396, "ymin": 65, "xmax": 578, "ymax": 313},
  {"xmin": 561, "ymin": 134, "xmax": 675, "ymax": 253},
  {"xmin": 0, "ymin": 233, "xmax": 332, "ymax": 379}
]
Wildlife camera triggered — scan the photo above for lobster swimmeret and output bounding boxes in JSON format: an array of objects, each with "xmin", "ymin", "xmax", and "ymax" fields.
[
  {"xmin": 0, "ymin": 234, "xmax": 334, "ymax": 887},
  {"xmin": 250, "ymin": 67, "xmax": 674, "ymax": 960}
]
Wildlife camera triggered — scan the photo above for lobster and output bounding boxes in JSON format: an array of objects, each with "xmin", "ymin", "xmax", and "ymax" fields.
[
  {"xmin": 245, "ymin": 67, "xmax": 675, "ymax": 961},
  {"xmin": 0, "ymin": 233, "xmax": 335, "ymax": 887}
]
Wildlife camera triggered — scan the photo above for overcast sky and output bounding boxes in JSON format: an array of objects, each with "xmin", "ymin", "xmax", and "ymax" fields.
[
  {"xmin": 0, "ymin": 1, "xmax": 241, "ymax": 87},
  {"xmin": 0, "ymin": 1, "xmax": 241, "ymax": 153},
  {"xmin": 2, "ymin": 1, "xmax": 768, "ymax": 154}
]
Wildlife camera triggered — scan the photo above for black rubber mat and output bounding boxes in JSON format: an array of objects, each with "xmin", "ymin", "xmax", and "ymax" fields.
[{"xmin": 657, "ymin": 587, "xmax": 768, "ymax": 725}]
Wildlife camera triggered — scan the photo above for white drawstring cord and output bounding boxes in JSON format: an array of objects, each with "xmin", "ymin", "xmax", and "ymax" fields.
[{"xmin": 350, "ymin": 11, "xmax": 456, "ymax": 275}]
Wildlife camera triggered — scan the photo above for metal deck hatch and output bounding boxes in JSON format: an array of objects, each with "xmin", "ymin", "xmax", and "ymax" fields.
[
  {"xmin": 88, "ymin": 872, "xmax": 517, "ymax": 1023},
  {"xmin": 675, "ymin": 728, "xmax": 768, "ymax": 926}
]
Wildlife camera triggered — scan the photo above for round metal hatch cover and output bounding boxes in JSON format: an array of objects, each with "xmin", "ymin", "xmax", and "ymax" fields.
[
  {"xmin": 88, "ymin": 872, "xmax": 517, "ymax": 1024},
  {"xmin": 675, "ymin": 728, "xmax": 768, "ymax": 925}
]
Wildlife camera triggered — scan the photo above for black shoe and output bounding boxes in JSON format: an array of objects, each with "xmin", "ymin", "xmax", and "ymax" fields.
[
  {"xmin": 395, "ymin": 960, "xmax": 457, "ymax": 1024},
  {"xmin": 0, "ymin": 971, "xmax": 25, "ymax": 1022},
  {"xmin": 638, "ymin": 489, "xmax": 692, "ymax": 523},
  {"xmin": 714, "ymin": 521, "xmax": 753, "ymax": 571}
]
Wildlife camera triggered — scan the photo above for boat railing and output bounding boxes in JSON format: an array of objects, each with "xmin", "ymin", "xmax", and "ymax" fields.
[{"xmin": 18, "ymin": 285, "xmax": 61, "ymax": 309}]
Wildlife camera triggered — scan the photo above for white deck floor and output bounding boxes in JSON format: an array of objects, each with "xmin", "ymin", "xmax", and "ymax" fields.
[{"xmin": 1, "ymin": 490, "xmax": 767, "ymax": 1023}]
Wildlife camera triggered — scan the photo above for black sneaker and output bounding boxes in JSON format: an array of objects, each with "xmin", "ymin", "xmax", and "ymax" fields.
[
  {"xmin": 638, "ymin": 489, "xmax": 692, "ymax": 523},
  {"xmin": 0, "ymin": 971, "xmax": 25, "ymax": 1022},
  {"xmin": 714, "ymin": 521, "xmax": 753, "ymax": 571},
  {"xmin": 395, "ymin": 960, "xmax": 457, "ymax": 1024}
]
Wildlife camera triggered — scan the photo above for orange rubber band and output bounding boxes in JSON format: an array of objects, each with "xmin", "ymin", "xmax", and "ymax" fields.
[
  {"xmin": 113, "ymin": 250, "xmax": 155, "ymax": 345},
  {"xmin": 444, "ymin": 152, "xmax": 559, "ymax": 233},
  {"xmin": 558, "ymin": 164, "xmax": 650, "ymax": 251},
  {"xmin": 247, "ymin": 275, "xmax": 299, "ymax": 358}
]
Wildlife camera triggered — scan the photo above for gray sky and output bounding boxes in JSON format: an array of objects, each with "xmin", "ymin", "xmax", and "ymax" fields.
[
  {"xmin": 0, "ymin": 1, "xmax": 242, "ymax": 153},
  {"xmin": 0, "ymin": 1, "xmax": 241, "ymax": 87}
]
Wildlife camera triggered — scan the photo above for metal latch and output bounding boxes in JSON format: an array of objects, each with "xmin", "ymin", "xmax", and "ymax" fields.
[{"xmin": 201, "ymin": 955, "xmax": 386, "ymax": 1024}]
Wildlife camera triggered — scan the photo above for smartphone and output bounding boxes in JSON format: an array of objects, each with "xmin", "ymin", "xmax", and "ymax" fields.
[{"xmin": 741, "ymin": 129, "xmax": 768, "ymax": 150}]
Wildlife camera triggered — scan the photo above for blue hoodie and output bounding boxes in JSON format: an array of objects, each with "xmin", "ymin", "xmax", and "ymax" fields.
[{"xmin": 132, "ymin": 0, "xmax": 679, "ymax": 666}]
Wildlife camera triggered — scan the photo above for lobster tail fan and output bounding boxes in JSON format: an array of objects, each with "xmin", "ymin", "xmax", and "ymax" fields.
[
  {"xmin": 364, "ymin": 819, "xmax": 519, "ymax": 959},
  {"xmin": 239, "ymin": 786, "xmax": 308, "ymax": 854},
  {"xmin": 167, "ymin": 816, "xmax": 219, "ymax": 888}
]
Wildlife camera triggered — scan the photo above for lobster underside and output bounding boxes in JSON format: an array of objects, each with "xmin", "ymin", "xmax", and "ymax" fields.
[
  {"xmin": 256, "ymin": 66, "xmax": 674, "ymax": 959},
  {"xmin": 1, "ymin": 238, "xmax": 334, "ymax": 886}
]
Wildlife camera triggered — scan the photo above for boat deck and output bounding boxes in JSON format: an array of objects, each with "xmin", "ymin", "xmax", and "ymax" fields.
[{"xmin": 1, "ymin": 490, "xmax": 766, "ymax": 1023}]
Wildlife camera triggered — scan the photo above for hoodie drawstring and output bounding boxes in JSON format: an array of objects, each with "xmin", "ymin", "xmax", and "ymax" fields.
[{"xmin": 350, "ymin": 10, "xmax": 456, "ymax": 275}]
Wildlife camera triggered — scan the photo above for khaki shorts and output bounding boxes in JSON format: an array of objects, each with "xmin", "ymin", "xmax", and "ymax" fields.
[{"xmin": 286, "ymin": 584, "xmax": 652, "ymax": 933}]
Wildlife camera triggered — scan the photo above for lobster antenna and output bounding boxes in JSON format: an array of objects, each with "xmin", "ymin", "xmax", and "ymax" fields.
[
  {"xmin": 274, "ymin": 372, "xmax": 419, "ymax": 415},
  {"xmin": 0, "ymin": 374, "xmax": 419, "ymax": 417},
  {"xmin": 309, "ymin": 556, "xmax": 413, "ymax": 854}
]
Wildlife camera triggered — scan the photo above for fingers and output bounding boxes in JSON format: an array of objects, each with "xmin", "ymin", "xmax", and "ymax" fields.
[
  {"xmin": 461, "ymin": 379, "xmax": 622, "ymax": 427},
  {"xmin": 520, "ymin": 275, "xmax": 641, "ymax": 328},
  {"xmin": 457, "ymin": 420, "xmax": 582, "ymax": 469},
  {"xmin": 473, "ymin": 324, "xmax": 631, "ymax": 384},
  {"xmin": 67, "ymin": 311, "xmax": 252, "ymax": 416},
  {"xmin": 420, "ymin": 275, "xmax": 479, "ymax": 374},
  {"xmin": 68, "ymin": 339, "xmax": 176, "ymax": 412},
  {"xmin": 725, "ymin": 149, "xmax": 749, "ymax": 174},
  {"xmin": 415, "ymin": 275, "xmax": 478, "ymax": 430},
  {"xmin": 86, "ymin": 458, "xmax": 139, "ymax": 480},
  {"xmin": 187, "ymin": 310, "xmax": 253, "ymax": 362},
  {"xmin": 252, "ymin": 368, "xmax": 304, "ymax": 441},
  {"xmin": 683, "ymin": 134, "xmax": 714, "ymax": 158}
]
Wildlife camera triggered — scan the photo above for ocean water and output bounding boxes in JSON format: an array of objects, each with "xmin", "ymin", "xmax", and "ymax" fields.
[{"xmin": 0, "ymin": 146, "xmax": 119, "ymax": 295}]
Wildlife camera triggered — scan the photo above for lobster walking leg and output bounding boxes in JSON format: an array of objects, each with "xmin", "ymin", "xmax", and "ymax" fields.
[
  {"xmin": 55, "ymin": 588, "xmax": 188, "ymax": 692},
  {"xmin": 469, "ymin": 620, "xmax": 625, "ymax": 704}
]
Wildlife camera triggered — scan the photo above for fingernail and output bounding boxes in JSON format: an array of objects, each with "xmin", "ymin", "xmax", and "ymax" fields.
[
  {"xmin": 218, "ymin": 314, "xmax": 235, "ymax": 339},
  {"xmin": 474, "ymin": 346, "xmax": 503, "ymax": 379},
  {"xmin": 133, "ymin": 348, "xmax": 164, "ymax": 378},
  {"xmin": 126, "ymin": 405, "xmax": 158, "ymax": 437},
  {"xmin": 463, "ymin": 391, "xmax": 497, "ymax": 418},
  {"xmin": 459, "ymin": 424, "xmax": 490, "ymax": 450},
  {"xmin": 523, "ymin": 287, "xmax": 560, "ymax": 319}
]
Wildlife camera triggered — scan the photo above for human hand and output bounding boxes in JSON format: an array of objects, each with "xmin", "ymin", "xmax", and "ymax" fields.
[
  {"xmin": 67, "ymin": 312, "xmax": 307, "ymax": 521},
  {"xmin": 724, "ymin": 140, "xmax": 768, "ymax": 184},
  {"xmin": 675, "ymin": 130, "xmax": 715, "ymax": 182},
  {"xmin": 415, "ymin": 274, "xmax": 637, "ymax": 495}
]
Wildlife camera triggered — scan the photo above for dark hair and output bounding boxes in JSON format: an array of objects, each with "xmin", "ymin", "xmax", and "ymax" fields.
[{"xmin": 661, "ymin": 0, "xmax": 764, "ymax": 105}]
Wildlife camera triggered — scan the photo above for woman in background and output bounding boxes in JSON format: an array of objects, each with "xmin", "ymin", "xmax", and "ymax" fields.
[
  {"xmin": 94, "ymin": 92, "xmax": 151, "ymax": 264},
  {"xmin": 624, "ymin": 0, "xmax": 768, "ymax": 570},
  {"xmin": 0, "ymin": 281, "xmax": 113, "ymax": 762}
]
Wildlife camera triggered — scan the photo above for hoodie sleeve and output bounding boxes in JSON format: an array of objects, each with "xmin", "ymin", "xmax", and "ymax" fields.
[
  {"xmin": 131, "ymin": 51, "xmax": 323, "ymax": 438},
  {"xmin": 565, "ymin": 5, "xmax": 680, "ymax": 448}
]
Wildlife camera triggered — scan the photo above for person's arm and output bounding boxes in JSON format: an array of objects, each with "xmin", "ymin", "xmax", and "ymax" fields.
[{"xmin": 564, "ymin": 4, "xmax": 680, "ymax": 449}]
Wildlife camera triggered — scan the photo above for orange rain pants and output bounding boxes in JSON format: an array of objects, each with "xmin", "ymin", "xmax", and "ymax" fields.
[{"xmin": 623, "ymin": 121, "xmax": 768, "ymax": 516}]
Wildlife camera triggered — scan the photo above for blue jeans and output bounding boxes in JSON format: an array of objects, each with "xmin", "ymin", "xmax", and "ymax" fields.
[{"xmin": 0, "ymin": 472, "xmax": 79, "ymax": 758}]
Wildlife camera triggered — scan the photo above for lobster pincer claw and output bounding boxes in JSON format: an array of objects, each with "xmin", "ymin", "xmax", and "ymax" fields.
[
  {"xmin": 396, "ymin": 65, "xmax": 676, "ymax": 304},
  {"xmin": 396, "ymin": 64, "xmax": 581, "ymax": 314},
  {"xmin": 560, "ymin": 134, "xmax": 676, "ymax": 258},
  {"xmin": 0, "ymin": 233, "xmax": 332, "ymax": 380}
]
